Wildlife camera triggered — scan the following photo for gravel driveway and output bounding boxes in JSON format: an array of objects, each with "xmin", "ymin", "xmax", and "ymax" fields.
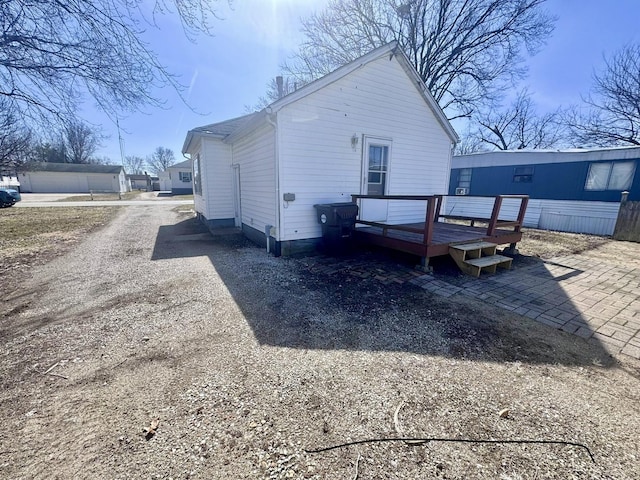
[{"xmin": 1, "ymin": 206, "xmax": 639, "ymax": 479}]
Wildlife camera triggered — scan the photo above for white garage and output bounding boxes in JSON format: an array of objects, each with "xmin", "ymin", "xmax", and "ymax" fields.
[{"xmin": 19, "ymin": 163, "xmax": 127, "ymax": 193}]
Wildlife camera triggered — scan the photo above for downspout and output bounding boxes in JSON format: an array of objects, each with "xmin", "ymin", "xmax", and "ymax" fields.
[{"xmin": 265, "ymin": 107, "xmax": 281, "ymax": 254}]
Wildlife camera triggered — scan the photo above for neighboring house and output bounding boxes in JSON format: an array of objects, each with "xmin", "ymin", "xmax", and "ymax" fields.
[
  {"xmin": 127, "ymin": 173, "xmax": 152, "ymax": 191},
  {"xmin": 182, "ymin": 42, "xmax": 458, "ymax": 255},
  {"xmin": 19, "ymin": 163, "xmax": 127, "ymax": 193},
  {"xmin": 448, "ymin": 147, "xmax": 640, "ymax": 236},
  {"xmin": 159, "ymin": 160, "xmax": 193, "ymax": 194},
  {"xmin": 0, "ymin": 174, "xmax": 20, "ymax": 189}
]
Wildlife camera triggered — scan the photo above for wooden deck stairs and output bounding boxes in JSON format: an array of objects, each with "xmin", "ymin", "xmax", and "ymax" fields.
[{"xmin": 449, "ymin": 242, "xmax": 513, "ymax": 278}]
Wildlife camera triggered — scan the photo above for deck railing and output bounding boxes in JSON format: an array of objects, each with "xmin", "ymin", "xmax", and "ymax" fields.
[{"xmin": 350, "ymin": 194, "xmax": 529, "ymax": 246}]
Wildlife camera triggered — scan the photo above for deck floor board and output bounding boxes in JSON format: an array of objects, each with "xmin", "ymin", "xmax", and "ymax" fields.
[{"xmin": 354, "ymin": 221, "xmax": 521, "ymax": 258}]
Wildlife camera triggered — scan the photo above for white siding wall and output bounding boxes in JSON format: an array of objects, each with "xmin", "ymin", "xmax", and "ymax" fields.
[
  {"xmin": 231, "ymin": 123, "xmax": 276, "ymax": 232},
  {"xmin": 444, "ymin": 197, "xmax": 621, "ymax": 236},
  {"xmin": 277, "ymin": 55, "xmax": 453, "ymax": 241},
  {"xmin": 202, "ymin": 138, "xmax": 234, "ymax": 220},
  {"xmin": 20, "ymin": 172, "xmax": 122, "ymax": 193}
]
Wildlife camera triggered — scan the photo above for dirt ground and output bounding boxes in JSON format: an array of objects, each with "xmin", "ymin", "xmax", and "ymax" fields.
[{"xmin": 1, "ymin": 206, "xmax": 639, "ymax": 479}]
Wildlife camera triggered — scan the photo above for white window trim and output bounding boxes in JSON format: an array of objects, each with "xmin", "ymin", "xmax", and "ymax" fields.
[{"xmin": 362, "ymin": 136, "xmax": 393, "ymax": 195}]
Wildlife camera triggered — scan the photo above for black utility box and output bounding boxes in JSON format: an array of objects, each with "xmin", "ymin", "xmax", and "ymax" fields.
[{"xmin": 314, "ymin": 202, "xmax": 359, "ymax": 251}]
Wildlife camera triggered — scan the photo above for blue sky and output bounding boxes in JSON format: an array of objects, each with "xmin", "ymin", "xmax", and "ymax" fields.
[{"xmin": 84, "ymin": 0, "xmax": 640, "ymax": 163}]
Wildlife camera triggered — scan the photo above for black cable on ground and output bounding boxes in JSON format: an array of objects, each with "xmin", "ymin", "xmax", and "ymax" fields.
[{"xmin": 305, "ymin": 437, "xmax": 595, "ymax": 463}]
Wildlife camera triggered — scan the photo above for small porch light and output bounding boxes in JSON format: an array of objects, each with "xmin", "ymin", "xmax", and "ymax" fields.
[{"xmin": 351, "ymin": 134, "xmax": 359, "ymax": 150}]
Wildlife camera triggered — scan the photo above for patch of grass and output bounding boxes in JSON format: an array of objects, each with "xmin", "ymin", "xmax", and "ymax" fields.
[
  {"xmin": 518, "ymin": 227, "xmax": 611, "ymax": 259},
  {"xmin": 0, "ymin": 207, "xmax": 121, "ymax": 278},
  {"xmin": 57, "ymin": 192, "xmax": 141, "ymax": 201},
  {"xmin": 167, "ymin": 194, "xmax": 194, "ymax": 200}
]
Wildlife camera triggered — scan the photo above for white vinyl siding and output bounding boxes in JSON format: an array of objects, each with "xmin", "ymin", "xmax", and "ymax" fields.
[
  {"xmin": 21, "ymin": 171, "xmax": 123, "ymax": 193},
  {"xmin": 202, "ymin": 138, "xmax": 234, "ymax": 220},
  {"xmin": 231, "ymin": 123, "xmax": 276, "ymax": 233},
  {"xmin": 277, "ymin": 54, "xmax": 453, "ymax": 241},
  {"xmin": 444, "ymin": 197, "xmax": 621, "ymax": 236}
]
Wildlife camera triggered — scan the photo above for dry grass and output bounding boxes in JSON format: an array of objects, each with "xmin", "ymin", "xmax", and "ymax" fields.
[
  {"xmin": 57, "ymin": 192, "xmax": 141, "ymax": 201},
  {"xmin": 518, "ymin": 228, "xmax": 611, "ymax": 259},
  {"xmin": 0, "ymin": 207, "xmax": 121, "ymax": 282}
]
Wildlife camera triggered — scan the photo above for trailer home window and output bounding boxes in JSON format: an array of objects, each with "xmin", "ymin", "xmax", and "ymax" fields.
[
  {"xmin": 585, "ymin": 161, "xmax": 635, "ymax": 191},
  {"xmin": 458, "ymin": 168, "xmax": 472, "ymax": 189},
  {"xmin": 513, "ymin": 166, "xmax": 534, "ymax": 183}
]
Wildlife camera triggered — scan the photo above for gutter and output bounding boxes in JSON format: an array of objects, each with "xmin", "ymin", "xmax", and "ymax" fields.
[{"xmin": 265, "ymin": 107, "xmax": 281, "ymax": 253}]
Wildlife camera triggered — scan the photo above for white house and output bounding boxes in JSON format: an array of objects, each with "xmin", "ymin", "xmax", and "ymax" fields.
[
  {"xmin": 182, "ymin": 42, "xmax": 458, "ymax": 255},
  {"xmin": 158, "ymin": 160, "xmax": 193, "ymax": 194},
  {"xmin": 19, "ymin": 163, "xmax": 127, "ymax": 193}
]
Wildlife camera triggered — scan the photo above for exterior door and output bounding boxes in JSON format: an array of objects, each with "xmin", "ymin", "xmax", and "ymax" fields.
[
  {"xmin": 360, "ymin": 137, "xmax": 391, "ymax": 222},
  {"xmin": 232, "ymin": 164, "xmax": 242, "ymax": 228}
]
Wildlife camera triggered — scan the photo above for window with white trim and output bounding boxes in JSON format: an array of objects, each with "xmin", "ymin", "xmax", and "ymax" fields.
[
  {"xmin": 179, "ymin": 171, "xmax": 192, "ymax": 183},
  {"xmin": 585, "ymin": 161, "xmax": 635, "ymax": 191},
  {"xmin": 458, "ymin": 168, "xmax": 472, "ymax": 189}
]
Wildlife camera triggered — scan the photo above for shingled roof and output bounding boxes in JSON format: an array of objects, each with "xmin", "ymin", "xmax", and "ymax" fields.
[{"xmin": 22, "ymin": 162, "xmax": 124, "ymax": 174}]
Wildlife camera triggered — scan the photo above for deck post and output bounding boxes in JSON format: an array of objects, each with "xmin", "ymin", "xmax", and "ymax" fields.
[
  {"xmin": 416, "ymin": 256, "xmax": 433, "ymax": 273},
  {"xmin": 515, "ymin": 196, "xmax": 529, "ymax": 232},
  {"xmin": 434, "ymin": 195, "xmax": 443, "ymax": 222},
  {"xmin": 487, "ymin": 196, "xmax": 503, "ymax": 236},
  {"xmin": 423, "ymin": 196, "xmax": 435, "ymax": 246}
]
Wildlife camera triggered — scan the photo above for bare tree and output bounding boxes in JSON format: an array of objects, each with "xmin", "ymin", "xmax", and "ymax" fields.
[
  {"xmin": 473, "ymin": 90, "xmax": 565, "ymax": 150},
  {"xmin": 248, "ymin": 76, "xmax": 305, "ymax": 112},
  {"xmin": 454, "ymin": 131, "xmax": 487, "ymax": 155},
  {"xmin": 284, "ymin": 0, "xmax": 554, "ymax": 119},
  {"xmin": 124, "ymin": 155, "xmax": 147, "ymax": 174},
  {"xmin": 33, "ymin": 141, "xmax": 66, "ymax": 164},
  {"xmin": 566, "ymin": 44, "xmax": 640, "ymax": 146},
  {"xmin": 63, "ymin": 120, "xmax": 103, "ymax": 164},
  {"xmin": 147, "ymin": 147, "xmax": 176, "ymax": 174},
  {"xmin": 0, "ymin": 0, "xmax": 226, "ymax": 126},
  {"xmin": 0, "ymin": 100, "xmax": 32, "ymax": 170}
]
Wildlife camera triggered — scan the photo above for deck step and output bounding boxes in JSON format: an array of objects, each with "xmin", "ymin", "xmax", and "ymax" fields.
[
  {"xmin": 450, "ymin": 241, "xmax": 497, "ymax": 251},
  {"xmin": 449, "ymin": 242, "xmax": 512, "ymax": 278}
]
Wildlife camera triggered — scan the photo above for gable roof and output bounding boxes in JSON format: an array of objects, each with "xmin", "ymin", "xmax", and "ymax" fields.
[
  {"xmin": 167, "ymin": 159, "xmax": 192, "ymax": 170},
  {"xmin": 23, "ymin": 162, "xmax": 124, "ymax": 174},
  {"xmin": 264, "ymin": 42, "xmax": 458, "ymax": 143},
  {"xmin": 183, "ymin": 42, "xmax": 458, "ymax": 153}
]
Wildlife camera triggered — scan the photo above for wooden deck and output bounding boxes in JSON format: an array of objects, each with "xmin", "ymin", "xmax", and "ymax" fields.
[{"xmin": 350, "ymin": 194, "xmax": 529, "ymax": 261}]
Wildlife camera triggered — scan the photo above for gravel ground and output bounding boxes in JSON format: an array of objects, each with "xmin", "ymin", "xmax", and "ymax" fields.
[{"xmin": 1, "ymin": 206, "xmax": 639, "ymax": 479}]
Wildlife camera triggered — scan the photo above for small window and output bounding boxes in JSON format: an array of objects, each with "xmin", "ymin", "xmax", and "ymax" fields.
[
  {"xmin": 458, "ymin": 168, "xmax": 472, "ymax": 189},
  {"xmin": 179, "ymin": 171, "xmax": 192, "ymax": 182},
  {"xmin": 513, "ymin": 166, "xmax": 534, "ymax": 183},
  {"xmin": 585, "ymin": 161, "xmax": 635, "ymax": 191}
]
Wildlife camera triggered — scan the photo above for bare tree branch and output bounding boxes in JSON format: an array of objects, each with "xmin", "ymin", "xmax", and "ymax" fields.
[
  {"xmin": 472, "ymin": 89, "xmax": 566, "ymax": 150},
  {"xmin": 124, "ymin": 155, "xmax": 147, "ymax": 174},
  {"xmin": 63, "ymin": 119, "xmax": 103, "ymax": 164},
  {"xmin": 147, "ymin": 146, "xmax": 175, "ymax": 174},
  {"xmin": 283, "ymin": 0, "xmax": 554, "ymax": 119},
  {"xmin": 565, "ymin": 44, "xmax": 640, "ymax": 147},
  {"xmin": 0, "ymin": 0, "xmax": 226, "ymax": 126}
]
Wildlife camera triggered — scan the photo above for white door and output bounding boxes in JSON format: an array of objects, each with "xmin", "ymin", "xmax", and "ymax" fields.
[
  {"xmin": 360, "ymin": 137, "xmax": 391, "ymax": 222},
  {"xmin": 232, "ymin": 164, "xmax": 242, "ymax": 228}
]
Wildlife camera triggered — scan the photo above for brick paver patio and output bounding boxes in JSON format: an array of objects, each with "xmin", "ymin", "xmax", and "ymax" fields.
[{"xmin": 411, "ymin": 255, "xmax": 640, "ymax": 360}]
